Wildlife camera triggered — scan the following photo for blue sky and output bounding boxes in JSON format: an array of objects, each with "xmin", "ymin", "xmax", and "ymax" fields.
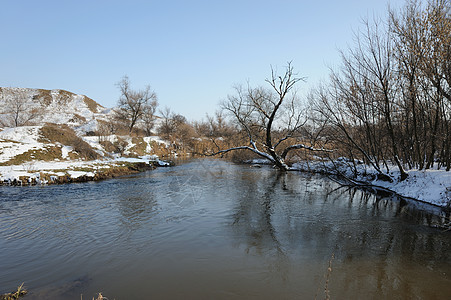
[{"xmin": 1, "ymin": 0, "xmax": 405, "ymax": 120}]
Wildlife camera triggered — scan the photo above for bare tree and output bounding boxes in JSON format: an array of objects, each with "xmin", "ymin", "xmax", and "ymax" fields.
[
  {"xmin": 115, "ymin": 76, "xmax": 158, "ymax": 133},
  {"xmin": 210, "ymin": 62, "xmax": 329, "ymax": 171},
  {"xmin": 157, "ymin": 106, "xmax": 196, "ymax": 143},
  {"xmin": 157, "ymin": 106, "xmax": 176, "ymax": 139},
  {"xmin": 206, "ymin": 111, "xmax": 235, "ymax": 138},
  {"xmin": 0, "ymin": 88, "xmax": 42, "ymax": 127},
  {"xmin": 141, "ymin": 97, "xmax": 158, "ymax": 136},
  {"xmin": 390, "ymin": 0, "xmax": 451, "ymax": 170}
]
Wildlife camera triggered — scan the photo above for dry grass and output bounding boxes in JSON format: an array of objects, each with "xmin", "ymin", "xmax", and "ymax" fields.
[
  {"xmin": 315, "ymin": 253, "xmax": 335, "ymax": 300},
  {"xmin": 127, "ymin": 137, "xmax": 148, "ymax": 157},
  {"xmin": 32, "ymin": 89, "xmax": 102, "ymax": 113},
  {"xmin": 92, "ymin": 292, "xmax": 108, "ymax": 300},
  {"xmin": 69, "ymin": 113, "xmax": 87, "ymax": 123},
  {"xmin": 55, "ymin": 90, "xmax": 74, "ymax": 105},
  {"xmin": 83, "ymin": 96, "xmax": 102, "ymax": 113},
  {"xmin": 39, "ymin": 123, "xmax": 100, "ymax": 160},
  {"xmin": 0, "ymin": 146, "xmax": 63, "ymax": 166},
  {"xmin": 0, "ymin": 283, "xmax": 27, "ymax": 300},
  {"xmin": 35, "ymin": 89, "xmax": 53, "ymax": 106},
  {"xmin": 99, "ymin": 140, "xmax": 117, "ymax": 153}
]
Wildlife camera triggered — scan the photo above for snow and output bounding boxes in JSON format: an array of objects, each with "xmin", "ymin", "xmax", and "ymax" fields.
[
  {"xmin": 0, "ymin": 157, "xmax": 163, "ymax": 184},
  {"xmin": 0, "ymin": 126, "xmax": 42, "ymax": 144},
  {"xmin": 83, "ymin": 136, "xmax": 109, "ymax": 151},
  {"xmin": 372, "ymin": 169, "xmax": 451, "ymax": 207},
  {"xmin": 0, "ymin": 125, "xmax": 170, "ymax": 185},
  {"xmin": 0, "ymin": 126, "xmax": 44, "ymax": 163},
  {"xmin": 144, "ymin": 136, "xmax": 169, "ymax": 146},
  {"xmin": 61, "ymin": 146, "xmax": 72, "ymax": 159},
  {"xmin": 67, "ymin": 170, "xmax": 95, "ymax": 178},
  {"xmin": 289, "ymin": 160, "xmax": 451, "ymax": 207},
  {"xmin": 0, "ymin": 87, "xmax": 112, "ymax": 134},
  {"xmin": 239, "ymin": 158, "xmax": 451, "ymax": 207}
]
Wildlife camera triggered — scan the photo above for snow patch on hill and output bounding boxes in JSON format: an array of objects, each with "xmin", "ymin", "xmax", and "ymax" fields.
[
  {"xmin": 0, "ymin": 126, "xmax": 44, "ymax": 163},
  {"xmin": 0, "ymin": 87, "xmax": 112, "ymax": 133}
]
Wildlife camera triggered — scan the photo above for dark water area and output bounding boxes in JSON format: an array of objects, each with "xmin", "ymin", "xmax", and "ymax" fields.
[{"xmin": 0, "ymin": 159, "xmax": 450, "ymax": 299}]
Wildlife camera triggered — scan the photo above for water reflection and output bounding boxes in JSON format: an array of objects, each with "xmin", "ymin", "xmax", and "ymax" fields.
[
  {"xmin": 116, "ymin": 181, "xmax": 158, "ymax": 231},
  {"xmin": 224, "ymin": 167, "xmax": 451, "ymax": 298},
  {"xmin": 0, "ymin": 160, "xmax": 450, "ymax": 299}
]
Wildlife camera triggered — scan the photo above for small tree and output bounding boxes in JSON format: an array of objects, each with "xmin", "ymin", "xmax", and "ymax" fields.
[
  {"xmin": 210, "ymin": 62, "xmax": 328, "ymax": 171},
  {"xmin": 157, "ymin": 106, "xmax": 176, "ymax": 139},
  {"xmin": 157, "ymin": 107, "xmax": 195, "ymax": 143},
  {"xmin": 0, "ymin": 88, "xmax": 42, "ymax": 127},
  {"xmin": 142, "ymin": 100, "xmax": 158, "ymax": 136},
  {"xmin": 115, "ymin": 76, "xmax": 158, "ymax": 133}
]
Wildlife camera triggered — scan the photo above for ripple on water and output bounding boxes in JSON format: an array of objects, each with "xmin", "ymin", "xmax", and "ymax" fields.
[{"xmin": 1, "ymin": 160, "xmax": 451, "ymax": 299}]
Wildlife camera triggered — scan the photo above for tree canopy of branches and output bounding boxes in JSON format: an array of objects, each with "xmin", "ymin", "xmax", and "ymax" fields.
[
  {"xmin": 311, "ymin": 0, "xmax": 451, "ymax": 181},
  {"xmin": 115, "ymin": 76, "xmax": 158, "ymax": 134},
  {"xmin": 211, "ymin": 62, "xmax": 328, "ymax": 171}
]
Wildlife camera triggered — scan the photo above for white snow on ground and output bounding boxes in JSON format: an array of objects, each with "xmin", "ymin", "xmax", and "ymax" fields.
[
  {"xmin": 82, "ymin": 136, "xmax": 109, "ymax": 151},
  {"xmin": 373, "ymin": 169, "xmax": 451, "ymax": 207},
  {"xmin": 0, "ymin": 126, "xmax": 44, "ymax": 163},
  {"xmin": 0, "ymin": 124, "xmax": 171, "ymax": 184},
  {"xmin": 0, "ymin": 156, "xmax": 164, "ymax": 184},
  {"xmin": 241, "ymin": 158, "xmax": 451, "ymax": 207},
  {"xmin": 67, "ymin": 170, "xmax": 95, "ymax": 178},
  {"xmin": 0, "ymin": 87, "xmax": 114, "ymax": 134},
  {"xmin": 61, "ymin": 145, "xmax": 72, "ymax": 159},
  {"xmin": 289, "ymin": 160, "xmax": 451, "ymax": 207},
  {"xmin": 0, "ymin": 126, "xmax": 42, "ymax": 144},
  {"xmin": 144, "ymin": 136, "xmax": 169, "ymax": 146}
]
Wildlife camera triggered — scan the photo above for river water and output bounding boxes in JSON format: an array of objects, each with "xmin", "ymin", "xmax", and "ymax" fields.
[{"xmin": 0, "ymin": 159, "xmax": 450, "ymax": 299}]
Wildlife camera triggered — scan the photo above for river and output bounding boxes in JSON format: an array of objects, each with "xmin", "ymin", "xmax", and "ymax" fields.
[{"xmin": 0, "ymin": 159, "xmax": 450, "ymax": 299}]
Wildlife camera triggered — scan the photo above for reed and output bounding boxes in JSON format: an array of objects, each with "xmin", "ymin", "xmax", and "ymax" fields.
[{"xmin": 0, "ymin": 283, "xmax": 27, "ymax": 300}]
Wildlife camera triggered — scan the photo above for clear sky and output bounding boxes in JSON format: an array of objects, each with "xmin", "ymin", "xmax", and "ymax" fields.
[{"xmin": 1, "ymin": 0, "xmax": 405, "ymax": 121}]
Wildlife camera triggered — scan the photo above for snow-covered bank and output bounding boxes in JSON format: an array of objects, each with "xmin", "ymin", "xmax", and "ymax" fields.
[
  {"xmin": 289, "ymin": 160, "xmax": 451, "ymax": 208},
  {"xmin": 0, "ymin": 156, "xmax": 170, "ymax": 185},
  {"xmin": 0, "ymin": 125, "xmax": 174, "ymax": 185},
  {"xmin": 241, "ymin": 158, "xmax": 451, "ymax": 208}
]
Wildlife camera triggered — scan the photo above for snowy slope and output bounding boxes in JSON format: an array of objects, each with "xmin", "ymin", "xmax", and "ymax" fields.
[
  {"xmin": 0, "ymin": 87, "xmax": 112, "ymax": 133},
  {"xmin": 0, "ymin": 126, "xmax": 44, "ymax": 163}
]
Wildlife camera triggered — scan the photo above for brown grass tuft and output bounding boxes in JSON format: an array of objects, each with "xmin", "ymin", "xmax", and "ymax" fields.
[
  {"xmin": 35, "ymin": 89, "xmax": 53, "ymax": 106},
  {"xmin": 0, "ymin": 146, "xmax": 62, "ymax": 166},
  {"xmin": 39, "ymin": 123, "xmax": 100, "ymax": 160},
  {"xmin": 69, "ymin": 113, "xmax": 87, "ymax": 123},
  {"xmin": 83, "ymin": 96, "xmax": 102, "ymax": 113}
]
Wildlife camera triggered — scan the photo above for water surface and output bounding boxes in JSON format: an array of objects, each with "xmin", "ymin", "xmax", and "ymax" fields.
[{"xmin": 0, "ymin": 159, "xmax": 450, "ymax": 299}]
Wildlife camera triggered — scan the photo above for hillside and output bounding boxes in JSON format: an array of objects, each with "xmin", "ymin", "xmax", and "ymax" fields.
[
  {"xmin": 0, "ymin": 87, "xmax": 172, "ymax": 184},
  {"xmin": 0, "ymin": 87, "xmax": 112, "ymax": 132}
]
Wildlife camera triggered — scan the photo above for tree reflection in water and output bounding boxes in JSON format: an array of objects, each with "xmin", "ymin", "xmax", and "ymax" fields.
[{"xmin": 227, "ymin": 167, "xmax": 451, "ymax": 299}]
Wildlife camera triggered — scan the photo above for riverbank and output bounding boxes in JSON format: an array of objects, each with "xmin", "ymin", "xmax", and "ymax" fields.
[
  {"xmin": 0, "ymin": 156, "xmax": 173, "ymax": 186},
  {"xmin": 292, "ymin": 160, "xmax": 451, "ymax": 208},
  {"xmin": 0, "ymin": 125, "xmax": 177, "ymax": 185},
  {"xmin": 244, "ymin": 158, "xmax": 451, "ymax": 208}
]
